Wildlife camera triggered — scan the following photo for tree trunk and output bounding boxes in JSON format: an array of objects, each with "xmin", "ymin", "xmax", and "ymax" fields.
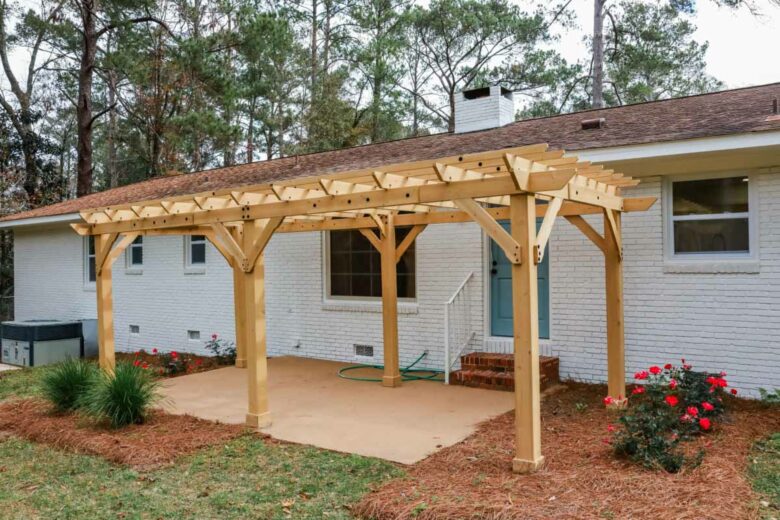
[
  {"xmin": 76, "ymin": 4, "xmax": 97, "ymax": 197},
  {"xmin": 447, "ymin": 87, "xmax": 456, "ymax": 133},
  {"xmin": 246, "ymin": 97, "xmax": 256, "ymax": 163},
  {"xmin": 592, "ymin": 0, "xmax": 606, "ymax": 109},
  {"xmin": 311, "ymin": 0, "xmax": 318, "ymax": 92},
  {"xmin": 107, "ymin": 66, "xmax": 119, "ymax": 188}
]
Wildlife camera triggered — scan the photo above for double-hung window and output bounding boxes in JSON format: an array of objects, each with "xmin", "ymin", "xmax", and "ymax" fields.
[
  {"xmin": 84, "ymin": 236, "xmax": 96, "ymax": 285},
  {"xmin": 665, "ymin": 172, "xmax": 756, "ymax": 265},
  {"xmin": 327, "ymin": 228, "xmax": 416, "ymax": 300},
  {"xmin": 185, "ymin": 235, "xmax": 207, "ymax": 269},
  {"xmin": 127, "ymin": 236, "xmax": 143, "ymax": 270}
]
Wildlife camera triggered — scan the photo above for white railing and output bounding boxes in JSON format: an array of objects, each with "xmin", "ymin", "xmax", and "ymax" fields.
[{"xmin": 443, "ymin": 271, "xmax": 476, "ymax": 384}]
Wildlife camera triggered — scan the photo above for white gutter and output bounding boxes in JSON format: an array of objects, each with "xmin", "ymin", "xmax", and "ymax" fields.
[
  {"xmin": 574, "ymin": 130, "xmax": 780, "ymax": 163},
  {"xmin": 0, "ymin": 212, "xmax": 81, "ymax": 229}
]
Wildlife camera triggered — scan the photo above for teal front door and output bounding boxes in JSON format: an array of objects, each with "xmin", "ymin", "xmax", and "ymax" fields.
[{"xmin": 489, "ymin": 220, "xmax": 550, "ymax": 338}]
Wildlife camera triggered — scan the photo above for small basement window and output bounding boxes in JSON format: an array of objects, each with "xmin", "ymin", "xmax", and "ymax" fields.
[
  {"xmin": 188, "ymin": 330, "xmax": 201, "ymax": 341},
  {"xmin": 129, "ymin": 325, "xmax": 140, "ymax": 335}
]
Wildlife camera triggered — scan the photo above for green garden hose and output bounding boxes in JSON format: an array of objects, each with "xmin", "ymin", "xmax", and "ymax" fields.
[{"xmin": 337, "ymin": 351, "xmax": 444, "ymax": 382}]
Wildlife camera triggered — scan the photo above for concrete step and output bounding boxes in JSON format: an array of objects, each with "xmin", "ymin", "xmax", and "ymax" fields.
[{"xmin": 450, "ymin": 355, "xmax": 560, "ymax": 392}]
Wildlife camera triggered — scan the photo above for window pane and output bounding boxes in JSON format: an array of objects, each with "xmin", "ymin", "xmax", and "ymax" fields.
[
  {"xmin": 191, "ymin": 243, "xmax": 206, "ymax": 264},
  {"xmin": 329, "ymin": 228, "xmax": 416, "ymax": 298},
  {"xmin": 88, "ymin": 262, "xmax": 96, "ymax": 283},
  {"xmin": 673, "ymin": 177, "xmax": 748, "ymax": 216},
  {"xmin": 88, "ymin": 236, "xmax": 95, "ymax": 255},
  {"xmin": 131, "ymin": 246, "xmax": 143, "ymax": 265},
  {"xmin": 674, "ymin": 218, "xmax": 749, "ymax": 253}
]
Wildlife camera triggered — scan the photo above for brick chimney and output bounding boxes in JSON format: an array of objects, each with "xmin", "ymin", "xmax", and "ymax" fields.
[{"xmin": 454, "ymin": 85, "xmax": 515, "ymax": 133}]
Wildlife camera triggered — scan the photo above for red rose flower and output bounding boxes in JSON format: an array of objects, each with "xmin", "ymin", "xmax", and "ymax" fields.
[
  {"xmin": 664, "ymin": 363, "xmax": 673, "ymax": 370},
  {"xmin": 669, "ymin": 379, "xmax": 678, "ymax": 390},
  {"xmin": 730, "ymin": 388, "xmax": 737, "ymax": 395},
  {"xmin": 152, "ymin": 348, "xmax": 158, "ymax": 354},
  {"xmin": 634, "ymin": 370, "xmax": 649, "ymax": 380},
  {"xmin": 665, "ymin": 395, "xmax": 679, "ymax": 407},
  {"xmin": 142, "ymin": 362, "xmax": 149, "ymax": 369},
  {"xmin": 706, "ymin": 376, "xmax": 717, "ymax": 385},
  {"xmin": 720, "ymin": 371, "xmax": 727, "ymax": 377},
  {"xmin": 133, "ymin": 360, "xmax": 141, "ymax": 367},
  {"xmin": 211, "ymin": 334, "xmax": 218, "ymax": 340},
  {"xmin": 196, "ymin": 359, "xmax": 203, "ymax": 366},
  {"xmin": 603, "ymin": 396, "xmax": 614, "ymax": 406},
  {"xmin": 686, "ymin": 406, "xmax": 699, "ymax": 417},
  {"xmin": 649, "ymin": 366, "xmax": 661, "ymax": 375},
  {"xmin": 171, "ymin": 351, "xmax": 178, "ymax": 359},
  {"xmin": 702, "ymin": 402, "xmax": 715, "ymax": 411},
  {"xmin": 631, "ymin": 386, "xmax": 645, "ymax": 395},
  {"xmin": 699, "ymin": 418, "xmax": 711, "ymax": 431},
  {"xmin": 607, "ymin": 424, "xmax": 616, "ymax": 433}
]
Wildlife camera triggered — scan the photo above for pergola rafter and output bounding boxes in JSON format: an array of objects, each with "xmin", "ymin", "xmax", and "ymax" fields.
[{"xmin": 74, "ymin": 143, "xmax": 655, "ymax": 474}]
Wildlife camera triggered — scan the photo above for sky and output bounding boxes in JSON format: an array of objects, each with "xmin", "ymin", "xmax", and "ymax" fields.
[
  {"xmin": 3, "ymin": 0, "xmax": 780, "ymax": 92},
  {"xmin": 554, "ymin": 0, "xmax": 780, "ymax": 88}
]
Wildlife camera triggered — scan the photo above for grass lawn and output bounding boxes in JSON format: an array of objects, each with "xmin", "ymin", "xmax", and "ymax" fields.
[
  {"xmin": 0, "ymin": 367, "xmax": 402, "ymax": 519},
  {"xmin": 748, "ymin": 432, "xmax": 780, "ymax": 519}
]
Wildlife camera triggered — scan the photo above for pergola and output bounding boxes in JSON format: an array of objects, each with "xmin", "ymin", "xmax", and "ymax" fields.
[{"xmin": 72, "ymin": 143, "xmax": 655, "ymax": 473}]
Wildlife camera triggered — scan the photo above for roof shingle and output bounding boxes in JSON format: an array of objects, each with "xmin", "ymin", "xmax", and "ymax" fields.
[{"xmin": 4, "ymin": 82, "xmax": 779, "ymax": 223}]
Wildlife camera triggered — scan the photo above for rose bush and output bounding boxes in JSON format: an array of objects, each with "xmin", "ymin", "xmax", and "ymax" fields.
[{"xmin": 604, "ymin": 360, "xmax": 735, "ymax": 472}]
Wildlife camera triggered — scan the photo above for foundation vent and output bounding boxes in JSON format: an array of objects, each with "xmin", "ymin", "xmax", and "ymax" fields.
[{"xmin": 354, "ymin": 344, "xmax": 375, "ymax": 358}]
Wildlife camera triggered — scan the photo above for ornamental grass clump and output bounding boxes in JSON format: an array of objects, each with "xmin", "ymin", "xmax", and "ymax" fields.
[
  {"xmin": 40, "ymin": 358, "xmax": 97, "ymax": 412},
  {"xmin": 604, "ymin": 360, "xmax": 735, "ymax": 473},
  {"xmin": 79, "ymin": 361, "xmax": 161, "ymax": 428}
]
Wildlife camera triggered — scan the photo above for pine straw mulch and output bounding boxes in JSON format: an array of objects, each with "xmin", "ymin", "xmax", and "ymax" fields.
[
  {"xmin": 353, "ymin": 383, "xmax": 780, "ymax": 520},
  {"xmin": 0, "ymin": 398, "xmax": 248, "ymax": 470}
]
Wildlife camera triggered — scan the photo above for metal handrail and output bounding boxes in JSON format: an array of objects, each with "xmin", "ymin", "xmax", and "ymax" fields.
[{"xmin": 444, "ymin": 271, "xmax": 474, "ymax": 384}]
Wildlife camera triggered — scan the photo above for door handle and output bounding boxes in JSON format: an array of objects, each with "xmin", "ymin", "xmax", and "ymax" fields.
[{"xmin": 490, "ymin": 268, "xmax": 498, "ymax": 275}]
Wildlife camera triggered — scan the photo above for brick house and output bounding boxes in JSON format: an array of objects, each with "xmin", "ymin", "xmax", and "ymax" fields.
[{"xmin": 2, "ymin": 83, "xmax": 779, "ymax": 396}]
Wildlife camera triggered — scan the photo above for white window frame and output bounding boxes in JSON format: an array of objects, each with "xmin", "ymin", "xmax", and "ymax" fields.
[
  {"xmin": 322, "ymin": 230, "xmax": 418, "ymax": 306},
  {"xmin": 126, "ymin": 235, "xmax": 143, "ymax": 274},
  {"xmin": 184, "ymin": 235, "xmax": 207, "ymax": 274},
  {"xmin": 83, "ymin": 236, "xmax": 96, "ymax": 290},
  {"xmin": 663, "ymin": 170, "xmax": 759, "ymax": 272}
]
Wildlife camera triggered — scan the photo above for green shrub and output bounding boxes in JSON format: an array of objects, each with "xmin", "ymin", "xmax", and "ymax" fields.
[
  {"xmin": 605, "ymin": 361, "xmax": 733, "ymax": 472},
  {"xmin": 79, "ymin": 361, "xmax": 161, "ymax": 428},
  {"xmin": 40, "ymin": 358, "xmax": 96, "ymax": 412},
  {"xmin": 205, "ymin": 334, "xmax": 236, "ymax": 365}
]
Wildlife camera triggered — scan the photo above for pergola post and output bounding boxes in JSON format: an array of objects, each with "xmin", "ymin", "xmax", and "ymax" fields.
[
  {"xmin": 94, "ymin": 232, "xmax": 137, "ymax": 372},
  {"xmin": 510, "ymin": 194, "xmax": 544, "ymax": 473},
  {"xmin": 239, "ymin": 219, "xmax": 281, "ymax": 428},
  {"xmin": 604, "ymin": 210, "xmax": 626, "ymax": 404},
  {"xmin": 232, "ymin": 268, "xmax": 247, "ymax": 368},
  {"xmin": 96, "ymin": 234, "xmax": 117, "ymax": 372},
  {"xmin": 380, "ymin": 214, "xmax": 401, "ymax": 387}
]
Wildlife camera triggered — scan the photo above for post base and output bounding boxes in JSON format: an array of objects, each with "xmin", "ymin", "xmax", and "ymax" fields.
[
  {"xmin": 512, "ymin": 456, "xmax": 545, "ymax": 474},
  {"xmin": 382, "ymin": 374, "xmax": 402, "ymax": 387},
  {"xmin": 235, "ymin": 358, "xmax": 247, "ymax": 368},
  {"xmin": 245, "ymin": 412, "xmax": 272, "ymax": 429}
]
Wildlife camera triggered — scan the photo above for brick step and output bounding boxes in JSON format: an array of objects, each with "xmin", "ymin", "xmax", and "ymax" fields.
[{"xmin": 450, "ymin": 355, "xmax": 560, "ymax": 392}]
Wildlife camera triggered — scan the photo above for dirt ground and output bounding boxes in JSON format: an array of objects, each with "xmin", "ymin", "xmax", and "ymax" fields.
[
  {"xmin": 0, "ymin": 398, "xmax": 247, "ymax": 470},
  {"xmin": 353, "ymin": 383, "xmax": 780, "ymax": 520}
]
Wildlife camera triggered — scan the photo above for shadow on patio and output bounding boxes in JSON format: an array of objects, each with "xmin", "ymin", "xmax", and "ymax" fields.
[{"xmin": 159, "ymin": 356, "xmax": 514, "ymax": 464}]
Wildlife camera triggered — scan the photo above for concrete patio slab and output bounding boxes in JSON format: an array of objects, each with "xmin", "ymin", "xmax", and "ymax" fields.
[
  {"xmin": 0, "ymin": 364, "xmax": 20, "ymax": 372},
  {"xmin": 159, "ymin": 356, "xmax": 514, "ymax": 464}
]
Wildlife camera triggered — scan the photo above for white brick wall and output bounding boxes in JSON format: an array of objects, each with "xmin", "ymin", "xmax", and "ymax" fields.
[{"xmin": 12, "ymin": 171, "xmax": 780, "ymax": 396}]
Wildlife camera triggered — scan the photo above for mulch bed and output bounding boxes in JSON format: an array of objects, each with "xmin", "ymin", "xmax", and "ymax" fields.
[
  {"xmin": 353, "ymin": 383, "xmax": 780, "ymax": 520},
  {"xmin": 0, "ymin": 398, "xmax": 248, "ymax": 470}
]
